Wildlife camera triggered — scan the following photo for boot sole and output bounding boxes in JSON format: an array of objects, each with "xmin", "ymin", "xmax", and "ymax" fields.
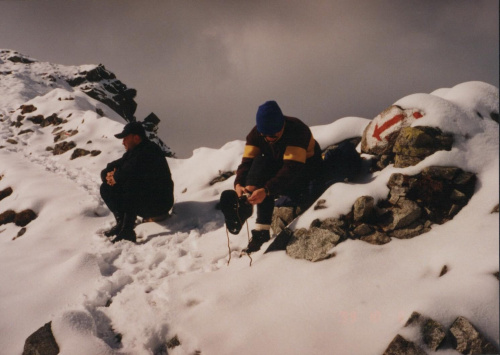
[{"xmin": 220, "ymin": 190, "xmax": 243, "ymax": 235}]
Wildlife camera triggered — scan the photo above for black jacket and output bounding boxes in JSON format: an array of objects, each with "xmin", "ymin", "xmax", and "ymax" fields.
[{"xmin": 101, "ymin": 139, "xmax": 174, "ymax": 217}]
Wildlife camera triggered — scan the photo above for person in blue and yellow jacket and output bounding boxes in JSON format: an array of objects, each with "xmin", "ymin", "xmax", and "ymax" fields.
[{"xmin": 234, "ymin": 100, "xmax": 322, "ymax": 253}]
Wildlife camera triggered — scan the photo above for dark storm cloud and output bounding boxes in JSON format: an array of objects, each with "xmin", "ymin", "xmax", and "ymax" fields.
[{"xmin": 0, "ymin": 0, "xmax": 498, "ymax": 157}]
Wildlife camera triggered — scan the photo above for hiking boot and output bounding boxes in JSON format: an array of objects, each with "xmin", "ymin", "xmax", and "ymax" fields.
[
  {"xmin": 220, "ymin": 190, "xmax": 253, "ymax": 235},
  {"xmin": 111, "ymin": 229, "xmax": 137, "ymax": 243},
  {"xmin": 243, "ymin": 229, "xmax": 270, "ymax": 254},
  {"xmin": 111, "ymin": 213, "xmax": 137, "ymax": 243},
  {"xmin": 104, "ymin": 212, "xmax": 124, "ymax": 237}
]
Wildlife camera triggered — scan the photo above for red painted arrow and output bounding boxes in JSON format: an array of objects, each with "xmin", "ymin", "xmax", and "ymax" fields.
[{"xmin": 372, "ymin": 112, "xmax": 423, "ymax": 141}]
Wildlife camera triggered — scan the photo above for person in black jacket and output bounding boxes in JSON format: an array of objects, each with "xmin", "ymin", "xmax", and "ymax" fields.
[
  {"xmin": 233, "ymin": 100, "xmax": 322, "ymax": 253},
  {"xmin": 100, "ymin": 121, "xmax": 174, "ymax": 243}
]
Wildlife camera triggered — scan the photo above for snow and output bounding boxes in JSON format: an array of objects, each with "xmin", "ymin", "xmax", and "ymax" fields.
[{"xmin": 0, "ymin": 52, "xmax": 498, "ymax": 355}]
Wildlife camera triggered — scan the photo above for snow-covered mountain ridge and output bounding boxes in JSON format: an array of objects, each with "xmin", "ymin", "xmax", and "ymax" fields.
[{"xmin": 1, "ymin": 53, "xmax": 498, "ymax": 355}]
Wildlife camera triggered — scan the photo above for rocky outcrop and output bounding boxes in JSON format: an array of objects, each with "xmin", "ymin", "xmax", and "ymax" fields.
[
  {"xmin": 65, "ymin": 64, "xmax": 137, "ymax": 121},
  {"xmin": 141, "ymin": 113, "xmax": 176, "ymax": 157},
  {"xmin": 22, "ymin": 322, "xmax": 59, "ymax": 355},
  {"xmin": 282, "ymin": 166, "xmax": 476, "ymax": 260},
  {"xmin": 360, "ymin": 104, "xmax": 457, "ymax": 171},
  {"xmin": 1, "ymin": 50, "xmax": 138, "ymax": 121}
]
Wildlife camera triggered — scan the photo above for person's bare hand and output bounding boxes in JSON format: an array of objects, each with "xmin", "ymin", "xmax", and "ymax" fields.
[
  {"xmin": 106, "ymin": 169, "xmax": 116, "ymax": 186},
  {"xmin": 235, "ymin": 184, "xmax": 246, "ymax": 197},
  {"xmin": 247, "ymin": 188, "xmax": 266, "ymax": 205}
]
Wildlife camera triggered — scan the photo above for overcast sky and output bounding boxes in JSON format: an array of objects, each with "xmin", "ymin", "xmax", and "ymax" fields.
[{"xmin": 1, "ymin": 0, "xmax": 498, "ymax": 157}]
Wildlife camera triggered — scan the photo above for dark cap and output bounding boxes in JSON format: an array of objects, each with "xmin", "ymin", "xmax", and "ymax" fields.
[
  {"xmin": 256, "ymin": 100, "xmax": 285, "ymax": 135},
  {"xmin": 114, "ymin": 121, "xmax": 146, "ymax": 139}
]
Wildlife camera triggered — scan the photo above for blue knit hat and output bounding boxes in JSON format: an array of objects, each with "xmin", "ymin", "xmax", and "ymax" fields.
[{"xmin": 256, "ymin": 100, "xmax": 285, "ymax": 135}]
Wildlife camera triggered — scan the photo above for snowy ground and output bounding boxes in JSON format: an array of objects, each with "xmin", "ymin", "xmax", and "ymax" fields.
[{"xmin": 0, "ymin": 53, "xmax": 498, "ymax": 355}]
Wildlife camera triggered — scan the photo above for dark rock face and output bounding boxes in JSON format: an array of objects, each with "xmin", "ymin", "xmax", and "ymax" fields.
[
  {"xmin": 383, "ymin": 334, "xmax": 427, "ymax": 355},
  {"xmin": 448, "ymin": 317, "xmax": 498, "ymax": 355},
  {"xmin": 22, "ymin": 322, "xmax": 60, "ymax": 355},
  {"xmin": 66, "ymin": 64, "xmax": 137, "ymax": 121},
  {"xmin": 141, "ymin": 113, "xmax": 176, "ymax": 157}
]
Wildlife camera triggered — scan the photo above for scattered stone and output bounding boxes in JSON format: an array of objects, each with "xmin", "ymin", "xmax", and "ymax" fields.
[
  {"xmin": 209, "ymin": 171, "xmax": 235, "ymax": 185},
  {"xmin": 439, "ymin": 265, "xmax": 448, "ymax": 277},
  {"xmin": 18, "ymin": 129, "xmax": 34, "ymax": 135},
  {"xmin": 53, "ymin": 129, "xmax": 78, "ymax": 143},
  {"xmin": 287, "ymin": 227, "xmax": 341, "ymax": 262},
  {"xmin": 14, "ymin": 209, "xmax": 37, "ymax": 227},
  {"xmin": 27, "ymin": 115, "xmax": 44, "ymax": 124},
  {"xmin": 20, "ymin": 104, "xmax": 37, "ymax": 114},
  {"xmin": 167, "ymin": 335, "xmax": 181, "ymax": 349},
  {"xmin": 0, "ymin": 187, "xmax": 13, "ymax": 201},
  {"xmin": 7, "ymin": 138, "xmax": 18, "ymax": 144},
  {"xmin": 90, "ymin": 150, "xmax": 101, "ymax": 156},
  {"xmin": 494, "ymin": 271, "xmax": 499, "ymax": 280},
  {"xmin": 491, "ymin": 204, "xmax": 499, "ymax": 213},
  {"xmin": 383, "ymin": 334, "xmax": 427, "ymax": 355},
  {"xmin": 314, "ymin": 199, "xmax": 327, "ymax": 210},
  {"xmin": 70, "ymin": 148, "xmax": 91, "ymax": 160},
  {"xmin": 14, "ymin": 227, "xmax": 27, "ymax": 240},
  {"xmin": 448, "ymin": 316, "xmax": 498, "ymax": 355},
  {"xmin": 52, "ymin": 141, "xmax": 76, "ymax": 155}
]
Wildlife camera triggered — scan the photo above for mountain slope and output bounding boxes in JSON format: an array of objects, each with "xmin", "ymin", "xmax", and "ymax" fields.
[{"xmin": 0, "ymin": 53, "xmax": 498, "ymax": 355}]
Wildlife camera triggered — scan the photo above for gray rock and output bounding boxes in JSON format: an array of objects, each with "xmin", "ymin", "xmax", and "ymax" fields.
[
  {"xmin": 22, "ymin": 322, "xmax": 60, "ymax": 355},
  {"xmin": 314, "ymin": 218, "xmax": 348, "ymax": 239},
  {"xmin": 421, "ymin": 166, "xmax": 461, "ymax": 181},
  {"xmin": 70, "ymin": 148, "xmax": 90, "ymax": 160},
  {"xmin": 383, "ymin": 334, "xmax": 427, "ymax": 355},
  {"xmin": 271, "ymin": 207, "xmax": 298, "ymax": 236},
  {"xmin": 52, "ymin": 141, "xmax": 76, "ymax": 155},
  {"xmin": 387, "ymin": 199, "xmax": 421, "ymax": 230},
  {"xmin": 389, "ymin": 221, "xmax": 427, "ymax": 239},
  {"xmin": 360, "ymin": 231, "xmax": 391, "ymax": 245},
  {"xmin": 448, "ymin": 316, "xmax": 498, "ymax": 354},
  {"xmin": 352, "ymin": 223, "xmax": 373, "ymax": 236},
  {"xmin": 353, "ymin": 196, "xmax": 375, "ymax": 222},
  {"xmin": 422, "ymin": 318, "xmax": 446, "ymax": 351},
  {"xmin": 393, "ymin": 126, "xmax": 453, "ymax": 168},
  {"xmin": 286, "ymin": 227, "xmax": 341, "ymax": 262}
]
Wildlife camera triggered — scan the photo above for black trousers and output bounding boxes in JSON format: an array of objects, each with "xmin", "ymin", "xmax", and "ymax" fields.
[
  {"xmin": 245, "ymin": 155, "xmax": 317, "ymax": 226},
  {"xmin": 100, "ymin": 182, "xmax": 138, "ymax": 217}
]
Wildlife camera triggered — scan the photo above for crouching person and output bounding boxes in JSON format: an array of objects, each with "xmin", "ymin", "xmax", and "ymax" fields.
[
  {"xmin": 222, "ymin": 100, "xmax": 322, "ymax": 254},
  {"xmin": 100, "ymin": 121, "xmax": 174, "ymax": 243}
]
